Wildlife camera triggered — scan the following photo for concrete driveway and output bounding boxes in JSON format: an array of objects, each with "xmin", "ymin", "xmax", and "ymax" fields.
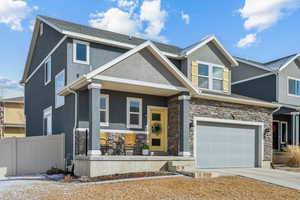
[{"xmin": 207, "ymin": 168, "xmax": 300, "ymax": 191}]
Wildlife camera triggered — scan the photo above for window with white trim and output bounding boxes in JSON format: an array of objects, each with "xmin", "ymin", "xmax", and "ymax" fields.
[
  {"xmin": 40, "ymin": 23, "xmax": 43, "ymax": 36},
  {"xmin": 73, "ymin": 40, "xmax": 90, "ymax": 64},
  {"xmin": 127, "ymin": 97, "xmax": 142, "ymax": 129},
  {"xmin": 43, "ymin": 107, "xmax": 52, "ymax": 136},
  {"xmin": 100, "ymin": 94, "xmax": 109, "ymax": 126},
  {"xmin": 55, "ymin": 70, "xmax": 65, "ymax": 108},
  {"xmin": 288, "ymin": 78, "xmax": 300, "ymax": 96},
  {"xmin": 44, "ymin": 58, "xmax": 51, "ymax": 85},
  {"xmin": 198, "ymin": 62, "xmax": 224, "ymax": 91}
]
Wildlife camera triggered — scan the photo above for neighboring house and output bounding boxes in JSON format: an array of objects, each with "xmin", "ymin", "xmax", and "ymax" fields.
[
  {"xmin": 232, "ymin": 55, "xmax": 300, "ymax": 152},
  {"xmin": 21, "ymin": 16, "xmax": 278, "ymax": 176},
  {"xmin": 0, "ymin": 97, "xmax": 25, "ymax": 138}
]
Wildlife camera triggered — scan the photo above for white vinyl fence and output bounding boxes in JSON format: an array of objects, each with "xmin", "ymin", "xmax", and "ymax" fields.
[{"xmin": 0, "ymin": 134, "xmax": 65, "ymax": 177}]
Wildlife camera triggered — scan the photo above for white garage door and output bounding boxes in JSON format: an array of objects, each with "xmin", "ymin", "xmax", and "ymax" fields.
[{"xmin": 196, "ymin": 121, "xmax": 259, "ymax": 168}]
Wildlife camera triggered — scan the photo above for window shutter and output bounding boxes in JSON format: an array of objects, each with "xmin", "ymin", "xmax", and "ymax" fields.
[
  {"xmin": 223, "ymin": 68, "xmax": 229, "ymax": 93},
  {"xmin": 191, "ymin": 61, "xmax": 198, "ymax": 87}
]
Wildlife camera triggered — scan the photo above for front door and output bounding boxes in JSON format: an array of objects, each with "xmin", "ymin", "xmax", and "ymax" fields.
[{"xmin": 148, "ymin": 107, "xmax": 168, "ymax": 152}]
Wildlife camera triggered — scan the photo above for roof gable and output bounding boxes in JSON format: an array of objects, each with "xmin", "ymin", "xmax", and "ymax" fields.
[
  {"xmin": 86, "ymin": 41, "xmax": 200, "ymax": 95},
  {"xmin": 181, "ymin": 36, "xmax": 238, "ymax": 67}
]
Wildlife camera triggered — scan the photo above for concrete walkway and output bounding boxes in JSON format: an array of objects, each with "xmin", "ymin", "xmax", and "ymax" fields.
[{"xmin": 207, "ymin": 168, "xmax": 300, "ymax": 191}]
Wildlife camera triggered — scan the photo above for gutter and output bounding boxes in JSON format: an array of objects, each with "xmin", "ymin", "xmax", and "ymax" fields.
[{"xmin": 194, "ymin": 93, "xmax": 280, "ymax": 108}]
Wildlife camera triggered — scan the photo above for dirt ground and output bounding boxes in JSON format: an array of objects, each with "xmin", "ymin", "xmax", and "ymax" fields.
[{"xmin": 1, "ymin": 176, "xmax": 300, "ymax": 200}]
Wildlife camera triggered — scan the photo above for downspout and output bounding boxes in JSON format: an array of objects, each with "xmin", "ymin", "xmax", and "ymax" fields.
[{"xmin": 67, "ymin": 88, "xmax": 78, "ymax": 165}]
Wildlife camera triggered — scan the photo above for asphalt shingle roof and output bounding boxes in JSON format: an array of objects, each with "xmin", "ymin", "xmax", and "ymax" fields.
[
  {"xmin": 263, "ymin": 54, "xmax": 297, "ymax": 71},
  {"xmin": 39, "ymin": 15, "xmax": 183, "ymax": 55}
]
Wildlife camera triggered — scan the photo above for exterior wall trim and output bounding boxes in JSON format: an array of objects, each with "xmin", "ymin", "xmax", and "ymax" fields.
[
  {"xmin": 232, "ymin": 72, "xmax": 275, "ymax": 85},
  {"xmin": 193, "ymin": 117, "xmax": 264, "ymax": 167},
  {"xmin": 279, "ymin": 54, "xmax": 300, "ymax": 72},
  {"xmin": 235, "ymin": 57, "xmax": 273, "ymax": 72},
  {"xmin": 23, "ymin": 35, "xmax": 67, "ymax": 84}
]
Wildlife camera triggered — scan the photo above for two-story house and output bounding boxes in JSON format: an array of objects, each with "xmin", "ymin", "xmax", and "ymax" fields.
[
  {"xmin": 21, "ymin": 16, "xmax": 278, "ymax": 177},
  {"xmin": 0, "ymin": 97, "xmax": 25, "ymax": 138},
  {"xmin": 232, "ymin": 55, "xmax": 300, "ymax": 153}
]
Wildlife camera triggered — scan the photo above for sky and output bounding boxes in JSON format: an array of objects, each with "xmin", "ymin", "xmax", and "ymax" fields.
[{"xmin": 0, "ymin": 0, "xmax": 300, "ymax": 98}]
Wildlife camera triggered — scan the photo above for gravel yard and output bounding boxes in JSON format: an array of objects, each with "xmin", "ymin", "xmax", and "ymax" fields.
[{"xmin": 1, "ymin": 176, "xmax": 300, "ymax": 200}]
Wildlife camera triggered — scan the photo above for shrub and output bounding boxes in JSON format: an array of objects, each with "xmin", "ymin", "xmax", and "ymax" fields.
[{"xmin": 284, "ymin": 145, "xmax": 300, "ymax": 167}]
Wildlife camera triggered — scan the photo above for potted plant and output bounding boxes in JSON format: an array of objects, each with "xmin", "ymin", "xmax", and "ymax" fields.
[{"xmin": 141, "ymin": 144, "xmax": 150, "ymax": 155}]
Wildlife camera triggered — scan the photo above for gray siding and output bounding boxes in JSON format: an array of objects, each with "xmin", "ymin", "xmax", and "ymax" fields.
[
  {"xmin": 232, "ymin": 74, "xmax": 277, "ymax": 102},
  {"xmin": 184, "ymin": 42, "xmax": 232, "ymax": 92},
  {"xmin": 232, "ymin": 62, "xmax": 270, "ymax": 83},
  {"xmin": 25, "ymin": 31, "xmax": 75, "ymax": 159},
  {"xmin": 77, "ymin": 90, "xmax": 167, "ymax": 131},
  {"xmin": 100, "ymin": 49, "xmax": 184, "ymax": 87},
  {"xmin": 66, "ymin": 39, "xmax": 127, "ymax": 84},
  {"xmin": 278, "ymin": 59, "xmax": 300, "ymax": 106},
  {"xmin": 29, "ymin": 23, "xmax": 64, "ymax": 74}
]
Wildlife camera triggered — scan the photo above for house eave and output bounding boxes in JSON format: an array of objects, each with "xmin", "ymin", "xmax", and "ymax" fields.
[{"xmin": 193, "ymin": 93, "xmax": 280, "ymax": 108}]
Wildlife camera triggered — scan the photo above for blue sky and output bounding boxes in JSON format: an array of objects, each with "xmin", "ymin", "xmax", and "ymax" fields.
[{"xmin": 0, "ymin": 0, "xmax": 300, "ymax": 98}]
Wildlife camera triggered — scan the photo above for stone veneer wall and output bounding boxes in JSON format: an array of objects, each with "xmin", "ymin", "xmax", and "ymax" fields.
[
  {"xmin": 190, "ymin": 98, "xmax": 275, "ymax": 161},
  {"xmin": 167, "ymin": 96, "xmax": 180, "ymax": 155}
]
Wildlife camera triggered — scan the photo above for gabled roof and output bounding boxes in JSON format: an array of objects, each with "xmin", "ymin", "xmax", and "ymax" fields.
[
  {"xmin": 59, "ymin": 41, "xmax": 200, "ymax": 96},
  {"xmin": 264, "ymin": 54, "xmax": 299, "ymax": 71},
  {"xmin": 236, "ymin": 54, "xmax": 300, "ymax": 72},
  {"xmin": 180, "ymin": 35, "xmax": 239, "ymax": 67},
  {"xmin": 38, "ymin": 15, "xmax": 183, "ymax": 55}
]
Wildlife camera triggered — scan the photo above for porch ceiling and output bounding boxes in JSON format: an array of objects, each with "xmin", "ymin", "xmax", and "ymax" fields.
[{"xmin": 97, "ymin": 75, "xmax": 186, "ymax": 96}]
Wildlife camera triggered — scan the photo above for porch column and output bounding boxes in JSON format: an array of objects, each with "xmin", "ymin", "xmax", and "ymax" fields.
[
  {"xmin": 292, "ymin": 112, "xmax": 300, "ymax": 146},
  {"xmin": 87, "ymin": 83, "xmax": 102, "ymax": 156},
  {"xmin": 178, "ymin": 93, "xmax": 191, "ymax": 157}
]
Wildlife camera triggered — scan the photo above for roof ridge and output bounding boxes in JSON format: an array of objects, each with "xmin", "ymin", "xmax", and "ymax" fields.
[{"xmin": 38, "ymin": 15, "xmax": 182, "ymax": 50}]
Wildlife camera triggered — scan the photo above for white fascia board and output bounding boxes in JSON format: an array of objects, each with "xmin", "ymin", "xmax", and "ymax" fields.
[
  {"xmin": 235, "ymin": 57, "xmax": 273, "ymax": 72},
  {"xmin": 279, "ymin": 54, "xmax": 300, "ymax": 72},
  {"xmin": 232, "ymin": 72, "xmax": 275, "ymax": 85},
  {"xmin": 37, "ymin": 16, "xmax": 63, "ymax": 33},
  {"xmin": 95, "ymin": 75, "xmax": 188, "ymax": 91},
  {"xmin": 183, "ymin": 36, "xmax": 239, "ymax": 67},
  {"xmin": 86, "ymin": 41, "xmax": 200, "ymax": 95},
  {"xmin": 194, "ymin": 93, "xmax": 280, "ymax": 108},
  {"xmin": 63, "ymin": 30, "xmax": 180, "ymax": 58}
]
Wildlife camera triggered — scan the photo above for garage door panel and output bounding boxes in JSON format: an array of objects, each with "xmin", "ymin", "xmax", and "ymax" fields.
[{"xmin": 196, "ymin": 122, "xmax": 257, "ymax": 169}]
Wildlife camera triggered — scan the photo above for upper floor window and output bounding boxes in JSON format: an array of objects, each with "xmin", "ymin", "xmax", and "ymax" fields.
[
  {"xmin": 288, "ymin": 78, "xmax": 300, "ymax": 96},
  {"xmin": 198, "ymin": 62, "xmax": 224, "ymax": 91},
  {"xmin": 55, "ymin": 70, "xmax": 65, "ymax": 108},
  {"xmin": 73, "ymin": 40, "xmax": 90, "ymax": 65},
  {"xmin": 127, "ymin": 97, "xmax": 142, "ymax": 129},
  {"xmin": 40, "ymin": 23, "xmax": 43, "ymax": 36},
  {"xmin": 100, "ymin": 94, "xmax": 109, "ymax": 126},
  {"xmin": 44, "ymin": 58, "xmax": 51, "ymax": 85}
]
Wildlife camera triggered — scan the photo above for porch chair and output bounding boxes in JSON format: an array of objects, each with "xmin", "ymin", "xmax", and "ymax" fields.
[{"xmin": 124, "ymin": 134, "xmax": 137, "ymax": 155}]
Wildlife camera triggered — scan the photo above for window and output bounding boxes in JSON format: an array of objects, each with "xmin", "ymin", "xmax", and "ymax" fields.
[
  {"xmin": 100, "ymin": 94, "xmax": 109, "ymax": 126},
  {"xmin": 197, "ymin": 62, "xmax": 224, "ymax": 91},
  {"xmin": 40, "ymin": 23, "xmax": 43, "ymax": 36},
  {"xmin": 198, "ymin": 64, "xmax": 209, "ymax": 89},
  {"xmin": 127, "ymin": 97, "xmax": 142, "ymax": 129},
  {"xmin": 281, "ymin": 122, "xmax": 288, "ymax": 143},
  {"xmin": 43, "ymin": 107, "xmax": 52, "ymax": 136},
  {"xmin": 288, "ymin": 78, "xmax": 300, "ymax": 96},
  {"xmin": 73, "ymin": 40, "xmax": 90, "ymax": 64},
  {"xmin": 44, "ymin": 58, "xmax": 51, "ymax": 85},
  {"xmin": 55, "ymin": 70, "xmax": 65, "ymax": 108}
]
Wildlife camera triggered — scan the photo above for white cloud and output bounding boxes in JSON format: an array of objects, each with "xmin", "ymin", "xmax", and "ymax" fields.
[
  {"xmin": 236, "ymin": 33, "xmax": 257, "ymax": 48},
  {"xmin": 89, "ymin": 0, "xmax": 167, "ymax": 42},
  {"xmin": 0, "ymin": 0, "xmax": 36, "ymax": 31},
  {"xmin": 89, "ymin": 8, "xmax": 140, "ymax": 36},
  {"xmin": 29, "ymin": 19, "xmax": 35, "ymax": 31},
  {"xmin": 140, "ymin": 0, "xmax": 167, "ymax": 41},
  {"xmin": 181, "ymin": 11, "xmax": 190, "ymax": 24},
  {"xmin": 239, "ymin": 0, "xmax": 300, "ymax": 31},
  {"xmin": 0, "ymin": 77, "xmax": 23, "ymax": 98}
]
